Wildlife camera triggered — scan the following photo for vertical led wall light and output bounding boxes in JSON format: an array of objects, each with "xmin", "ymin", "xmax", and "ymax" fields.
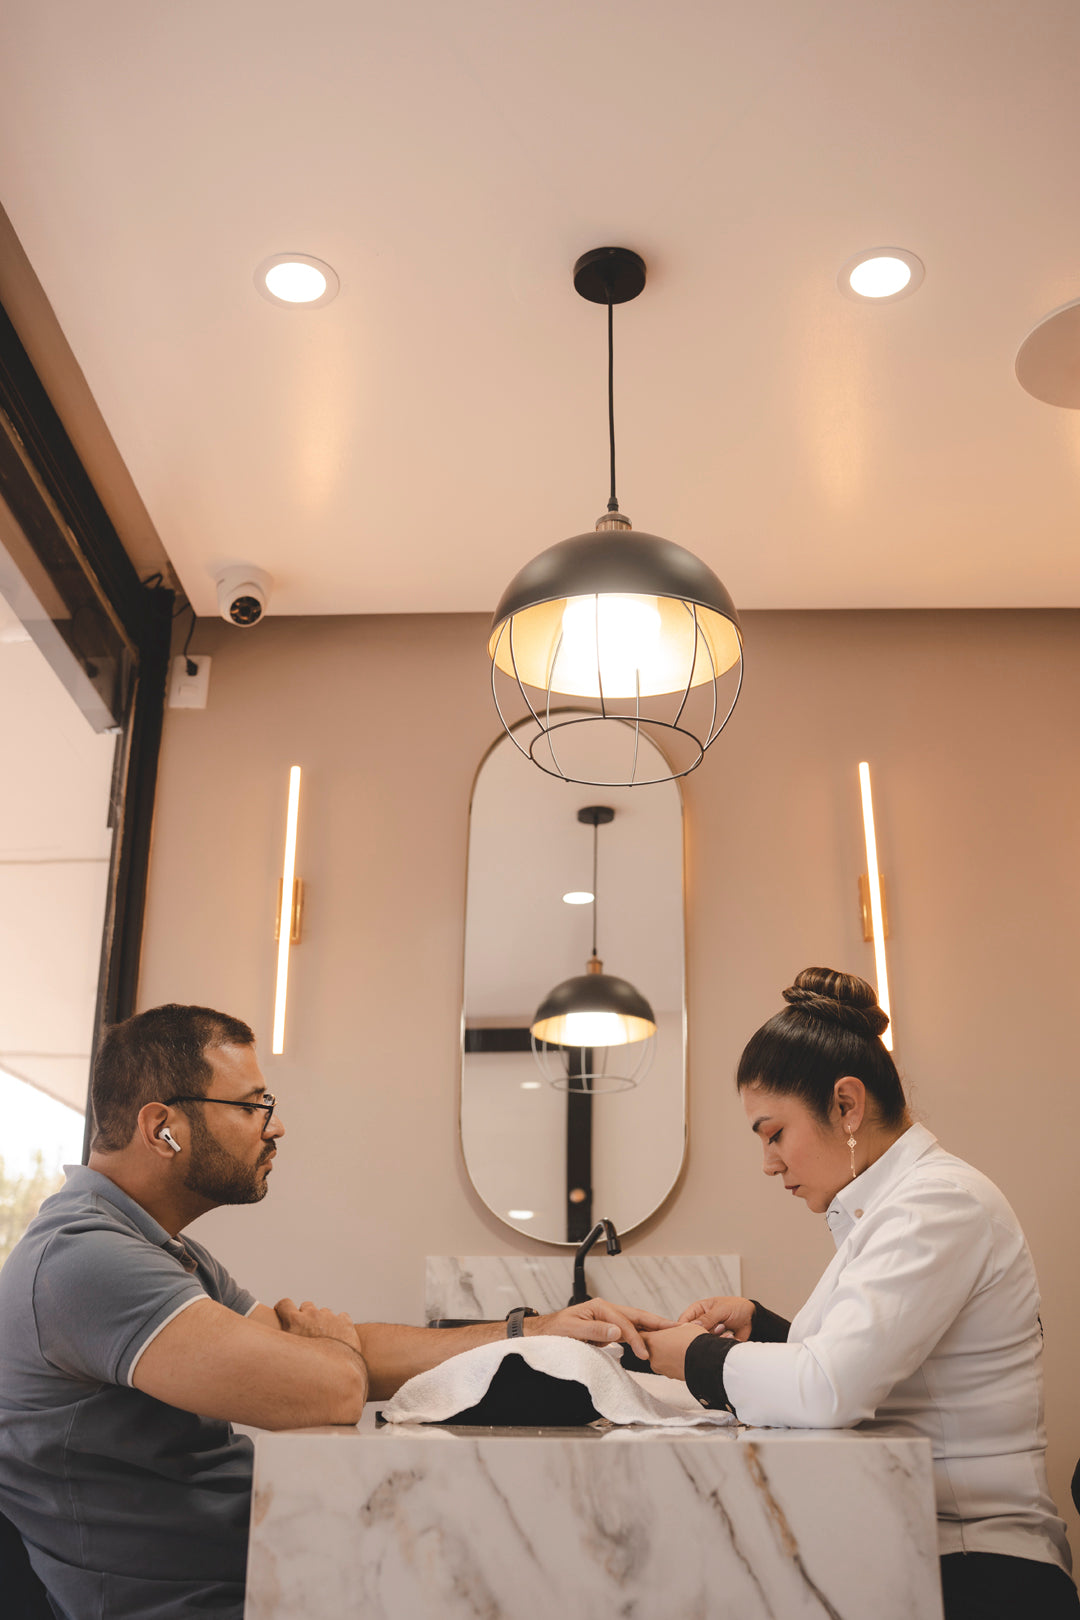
[
  {"xmin": 272, "ymin": 766, "xmax": 303, "ymax": 1055},
  {"xmin": 858, "ymin": 762, "xmax": 893, "ymax": 1051}
]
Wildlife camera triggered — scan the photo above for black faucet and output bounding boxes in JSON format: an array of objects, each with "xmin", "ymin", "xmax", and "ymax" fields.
[{"xmin": 568, "ymin": 1218, "xmax": 620, "ymax": 1306}]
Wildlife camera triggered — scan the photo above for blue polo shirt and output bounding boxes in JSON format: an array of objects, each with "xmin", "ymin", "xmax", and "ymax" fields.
[{"xmin": 0, "ymin": 1165, "xmax": 257, "ymax": 1619}]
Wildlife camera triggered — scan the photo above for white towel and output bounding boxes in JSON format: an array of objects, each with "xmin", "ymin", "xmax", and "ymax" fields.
[{"xmin": 381, "ymin": 1335, "xmax": 736, "ymax": 1428}]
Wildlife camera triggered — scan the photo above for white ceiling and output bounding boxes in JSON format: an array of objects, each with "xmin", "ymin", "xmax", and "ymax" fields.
[{"xmin": 1, "ymin": 0, "xmax": 1079, "ymax": 618}]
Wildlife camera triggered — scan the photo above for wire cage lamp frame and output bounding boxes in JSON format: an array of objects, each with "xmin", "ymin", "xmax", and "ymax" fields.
[
  {"xmin": 489, "ymin": 246, "xmax": 744, "ymax": 789},
  {"xmin": 531, "ymin": 1025, "xmax": 656, "ymax": 1096}
]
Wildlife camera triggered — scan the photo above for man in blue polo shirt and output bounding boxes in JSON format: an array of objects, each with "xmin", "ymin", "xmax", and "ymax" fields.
[{"xmin": 0, "ymin": 1004, "xmax": 661, "ymax": 1619}]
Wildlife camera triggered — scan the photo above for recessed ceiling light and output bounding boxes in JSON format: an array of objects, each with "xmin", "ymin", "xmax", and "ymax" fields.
[
  {"xmin": 508, "ymin": 1209, "xmax": 535, "ymax": 1219},
  {"xmin": 838, "ymin": 248, "xmax": 924, "ymax": 303},
  {"xmin": 562, "ymin": 890, "xmax": 594, "ymax": 905},
  {"xmin": 520, "ymin": 1080, "xmax": 542, "ymax": 1090},
  {"xmin": 255, "ymin": 254, "xmax": 340, "ymax": 308}
]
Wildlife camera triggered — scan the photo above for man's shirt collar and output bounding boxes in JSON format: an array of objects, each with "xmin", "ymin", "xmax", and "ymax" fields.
[{"xmin": 61, "ymin": 1165, "xmax": 197, "ymax": 1270}]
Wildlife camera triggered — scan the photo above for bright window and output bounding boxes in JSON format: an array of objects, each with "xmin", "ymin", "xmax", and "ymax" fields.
[{"xmin": 0, "ymin": 585, "xmax": 116, "ymax": 1266}]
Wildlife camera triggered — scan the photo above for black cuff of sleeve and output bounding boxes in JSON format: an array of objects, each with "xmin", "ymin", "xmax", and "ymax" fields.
[
  {"xmin": 748, "ymin": 1302, "xmax": 792, "ymax": 1344},
  {"xmin": 683, "ymin": 1332, "xmax": 740, "ymax": 1413}
]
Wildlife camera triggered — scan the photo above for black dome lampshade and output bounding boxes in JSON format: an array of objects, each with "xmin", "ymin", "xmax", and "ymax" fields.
[
  {"xmin": 489, "ymin": 246, "xmax": 744, "ymax": 789},
  {"xmin": 530, "ymin": 961, "xmax": 657, "ymax": 1051},
  {"xmin": 530, "ymin": 806, "xmax": 657, "ymax": 1094}
]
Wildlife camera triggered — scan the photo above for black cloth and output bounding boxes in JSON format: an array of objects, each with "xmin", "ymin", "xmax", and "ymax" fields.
[
  {"xmin": 437, "ymin": 1353, "xmax": 602, "ymax": 1426},
  {"xmin": 1072, "ymin": 1456, "xmax": 1080, "ymax": 1515},
  {"xmin": 940, "ymin": 1553, "xmax": 1080, "ymax": 1619},
  {"xmin": 683, "ymin": 1300, "xmax": 791, "ymax": 1412}
]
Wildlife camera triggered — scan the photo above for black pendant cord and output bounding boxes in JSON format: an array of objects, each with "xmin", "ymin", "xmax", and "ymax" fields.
[
  {"xmin": 606, "ymin": 297, "xmax": 618, "ymax": 513},
  {"xmin": 592, "ymin": 821, "xmax": 599, "ymax": 957}
]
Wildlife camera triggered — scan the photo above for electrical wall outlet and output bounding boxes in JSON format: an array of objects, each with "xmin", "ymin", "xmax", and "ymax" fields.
[{"xmin": 169, "ymin": 654, "xmax": 212, "ymax": 709}]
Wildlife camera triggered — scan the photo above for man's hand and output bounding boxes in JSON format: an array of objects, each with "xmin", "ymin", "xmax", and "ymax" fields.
[
  {"xmin": 676, "ymin": 1295, "xmax": 756, "ymax": 1341},
  {"xmin": 528, "ymin": 1299, "xmax": 675, "ymax": 1362},
  {"xmin": 640, "ymin": 1322, "xmax": 707, "ymax": 1380},
  {"xmin": 274, "ymin": 1297, "xmax": 363, "ymax": 1353}
]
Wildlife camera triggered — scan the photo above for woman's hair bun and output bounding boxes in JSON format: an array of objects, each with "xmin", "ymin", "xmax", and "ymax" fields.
[{"xmin": 782, "ymin": 967, "xmax": 890, "ymax": 1040}]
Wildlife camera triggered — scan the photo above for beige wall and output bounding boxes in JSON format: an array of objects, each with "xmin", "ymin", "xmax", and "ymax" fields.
[{"xmin": 139, "ymin": 607, "xmax": 1080, "ymax": 1536}]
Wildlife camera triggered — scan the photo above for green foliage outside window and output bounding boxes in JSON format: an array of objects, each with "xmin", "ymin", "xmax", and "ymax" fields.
[{"xmin": 0, "ymin": 1153, "xmax": 65, "ymax": 1270}]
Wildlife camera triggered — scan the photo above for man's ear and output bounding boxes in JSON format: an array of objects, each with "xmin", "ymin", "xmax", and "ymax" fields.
[
  {"xmin": 834, "ymin": 1077, "xmax": 867, "ymax": 1134},
  {"xmin": 138, "ymin": 1102, "xmax": 179, "ymax": 1158}
]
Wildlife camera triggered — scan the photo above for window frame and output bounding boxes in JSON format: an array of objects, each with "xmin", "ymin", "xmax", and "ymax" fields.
[{"xmin": 0, "ymin": 296, "xmax": 174, "ymax": 1160}]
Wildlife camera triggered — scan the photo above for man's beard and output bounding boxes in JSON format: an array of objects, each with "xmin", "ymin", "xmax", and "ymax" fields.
[{"xmin": 181, "ymin": 1109, "xmax": 274, "ymax": 1204}]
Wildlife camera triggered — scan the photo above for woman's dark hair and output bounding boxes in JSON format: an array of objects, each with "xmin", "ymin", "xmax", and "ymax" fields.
[
  {"xmin": 91, "ymin": 1003, "xmax": 255, "ymax": 1151},
  {"xmin": 736, "ymin": 967, "xmax": 906, "ymax": 1126}
]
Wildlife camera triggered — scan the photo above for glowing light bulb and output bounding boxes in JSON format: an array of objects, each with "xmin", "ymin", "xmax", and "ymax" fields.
[
  {"xmin": 264, "ymin": 262, "xmax": 328, "ymax": 303},
  {"xmin": 561, "ymin": 1010, "xmax": 635, "ymax": 1047},
  {"xmin": 552, "ymin": 594, "xmax": 663, "ymax": 699},
  {"xmin": 562, "ymin": 891, "xmax": 594, "ymax": 905},
  {"xmin": 848, "ymin": 256, "xmax": 911, "ymax": 298}
]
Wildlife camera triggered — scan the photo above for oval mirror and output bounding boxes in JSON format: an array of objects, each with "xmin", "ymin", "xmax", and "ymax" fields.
[{"xmin": 461, "ymin": 715, "xmax": 686, "ymax": 1245}]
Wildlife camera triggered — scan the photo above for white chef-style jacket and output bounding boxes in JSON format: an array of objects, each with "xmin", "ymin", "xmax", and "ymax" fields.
[{"xmin": 723, "ymin": 1123, "xmax": 1070, "ymax": 1569}]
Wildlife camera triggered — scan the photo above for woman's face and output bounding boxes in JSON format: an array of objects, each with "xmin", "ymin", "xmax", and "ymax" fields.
[{"xmin": 741, "ymin": 1082, "xmax": 850, "ymax": 1214}]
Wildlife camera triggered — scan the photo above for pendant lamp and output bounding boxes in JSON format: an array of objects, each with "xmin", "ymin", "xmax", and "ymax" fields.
[
  {"xmin": 530, "ymin": 806, "xmax": 656, "ymax": 1094},
  {"xmin": 489, "ymin": 247, "xmax": 744, "ymax": 788}
]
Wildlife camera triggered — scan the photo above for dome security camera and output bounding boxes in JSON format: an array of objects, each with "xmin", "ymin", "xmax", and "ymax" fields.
[{"xmin": 215, "ymin": 566, "xmax": 273, "ymax": 627}]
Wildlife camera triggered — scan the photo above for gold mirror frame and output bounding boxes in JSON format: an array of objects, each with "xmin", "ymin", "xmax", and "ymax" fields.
[{"xmin": 459, "ymin": 711, "xmax": 687, "ymax": 1246}]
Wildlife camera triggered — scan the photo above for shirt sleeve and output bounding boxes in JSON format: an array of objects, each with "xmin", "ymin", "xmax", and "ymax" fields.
[
  {"xmin": 683, "ymin": 1302, "xmax": 792, "ymax": 1408},
  {"xmin": 722, "ymin": 1178, "xmax": 998, "ymax": 1428},
  {"xmin": 32, "ymin": 1227, "xmax": 208, "ymax": 1388},
  {"xmin": 748, "ymin": 1302, "xmax": 791, "ymax": 1343},
  {"xmin": 183, "ymin": 1236, "xmax": 257, "ymax": 1318},
  {"xmin": 684, "ymin": 1332, "xmax": 740, "ymax": 1408}
]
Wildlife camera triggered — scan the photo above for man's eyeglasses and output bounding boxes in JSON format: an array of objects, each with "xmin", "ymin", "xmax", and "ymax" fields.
[{"xmin": 164, "ymin": 1094, "xmax": 278, "ymax": 1134}]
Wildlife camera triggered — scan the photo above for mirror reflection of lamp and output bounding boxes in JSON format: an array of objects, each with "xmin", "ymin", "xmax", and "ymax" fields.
[{"xmin": 529, "ymin": 806, "xmax": 656, "ymax": 1093}]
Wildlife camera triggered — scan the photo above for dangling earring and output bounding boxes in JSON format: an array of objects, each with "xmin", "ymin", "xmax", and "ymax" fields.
[{"xmin": 846, "ymin": 1123, "xmax": 858, "ymax": 1180}]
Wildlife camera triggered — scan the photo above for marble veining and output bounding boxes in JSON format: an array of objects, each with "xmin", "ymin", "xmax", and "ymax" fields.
[
  {"xmin": 426, "ymin": 1253, "xmax": 741, "ymax": 1323},
  {"xmin": 245, "ymin": 1413, "xmax": 944, "ymax": 1620}
]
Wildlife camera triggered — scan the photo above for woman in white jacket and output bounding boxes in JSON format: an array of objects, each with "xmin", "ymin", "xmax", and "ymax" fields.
[{"xmin": 642, "ymin": 967, "xmax": 1077, "ymax": 1620}]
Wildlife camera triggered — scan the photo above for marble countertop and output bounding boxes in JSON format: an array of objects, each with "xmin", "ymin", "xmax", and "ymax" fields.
[
  {"xmin": 246, "ymin": 1410, "xmax": 943, "ymax": 1618},
  {"xmin": 269, "ymin": 1406, "xmax": 905, "ymax": 1442}
]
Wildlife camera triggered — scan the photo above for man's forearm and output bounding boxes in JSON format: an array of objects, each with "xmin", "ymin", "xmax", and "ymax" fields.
[
  {"xmin": 258, "ymin": 1335, "xmax": 369, "ymax": 1428},
  {"xmin": 356, "ymin": 1320, "xmax": 514, "ymax": 1399},
  {"xmin": 314, "ymin": 1336, "xmax": 370, "ymax": 1412}
]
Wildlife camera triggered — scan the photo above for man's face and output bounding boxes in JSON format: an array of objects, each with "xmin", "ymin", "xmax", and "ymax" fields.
[{"xmin": 180, "ymin": 1043, "xmax": 283, "ymax": 1205}]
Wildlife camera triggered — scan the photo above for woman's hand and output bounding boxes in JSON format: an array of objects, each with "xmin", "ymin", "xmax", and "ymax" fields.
[
  {"xmin": 676, "ymin": 1295, "xmax": 756, "ymax": 1340},
  {"xmin": 640, "ymin": 1322, "xmax": 707, "ymax": 1380}
]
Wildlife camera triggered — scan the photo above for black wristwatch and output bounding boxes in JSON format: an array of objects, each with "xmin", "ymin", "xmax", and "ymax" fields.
[{"xmin": 505, "ymin": 1306, "xmax": 539, "ymax": 1338}]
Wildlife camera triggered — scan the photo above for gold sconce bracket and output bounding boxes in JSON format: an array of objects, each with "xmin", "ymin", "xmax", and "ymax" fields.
[
  {"xmin": 275, "ymin": 878, "xmax": 304, "ymax": 945},
  {"xmin": 858, "ymin": 874, "xmax": 889, "ymax": 942}
]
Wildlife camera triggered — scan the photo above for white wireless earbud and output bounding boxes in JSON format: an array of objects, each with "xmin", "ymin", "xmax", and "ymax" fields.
[{"xmin": 159, "ymin": 1128, "xmax": 182, "ymax": 1154}]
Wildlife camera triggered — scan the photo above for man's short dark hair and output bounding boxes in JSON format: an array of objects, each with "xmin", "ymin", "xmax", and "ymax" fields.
[{"xmin": 91, "ymin": 1004, "xmax": 255, "ymax": 1152}]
